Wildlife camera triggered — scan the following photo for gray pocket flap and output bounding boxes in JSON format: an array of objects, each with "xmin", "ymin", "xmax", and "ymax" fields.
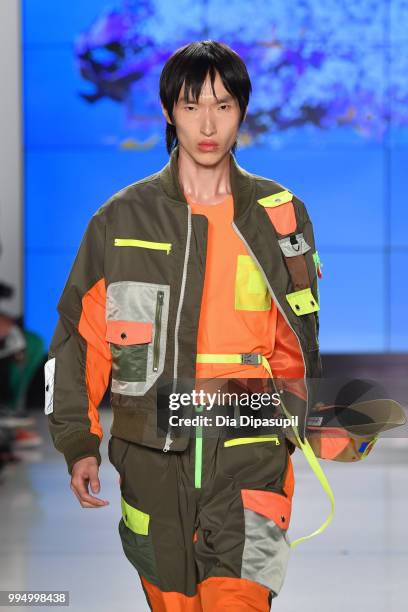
[{"xmin": 278, "ymin": 233, "xmax": 311, "ymax": 257}]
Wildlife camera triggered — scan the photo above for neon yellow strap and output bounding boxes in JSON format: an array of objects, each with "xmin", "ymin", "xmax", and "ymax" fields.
[
  {"xmin": 195, "ymin": 352, "xmax": 335, "ymax": 547},
  {"xmin": 114, "ymin": 238, "xmax": 172, "ymax": 254},
  {"xmin": 273, "ymin": 382, "xmax": 335, "ymax": 547},
  {"xmin": 197, "ymin": 353, "xmax": 252, "ymax": 365},
  {"xmin": 258, "ymin": 354, "xmax": 335, "ymax": 547}
]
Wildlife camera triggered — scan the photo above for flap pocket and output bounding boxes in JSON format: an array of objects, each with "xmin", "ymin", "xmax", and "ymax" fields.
[
  {"xmin": 106, "ymin": 320, "xmax": 153, "ymax": 345},
  {"xmin": 241, "ymin": 489, "xmax": 292, "ymax": 530},
  {"xmin": 278, "ymin": 233, "xmax": 311, "ymax": 257},
  {"xmin": 106, "ymin": 281, "xmax": 170, "ymax": 396},
  {"xmin": 286, "ymin": 287, "xmax": 320, "ymax": 315}
]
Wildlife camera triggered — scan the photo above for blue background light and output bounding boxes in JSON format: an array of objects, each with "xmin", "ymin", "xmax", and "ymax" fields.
[{"xmin": 22, "ymin": 0, "xmax": 408, "ymax": 351}]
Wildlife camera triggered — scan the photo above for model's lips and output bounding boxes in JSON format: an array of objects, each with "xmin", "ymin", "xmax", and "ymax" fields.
[{"xmin": 198, "ymin": 142, "xmax": 219, "ymax": 151}]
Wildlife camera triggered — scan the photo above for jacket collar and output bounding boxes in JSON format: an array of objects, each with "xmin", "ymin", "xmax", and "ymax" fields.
[{"xmin": 159, "ymin": 144, "xmax": 255, "ymax": 219}]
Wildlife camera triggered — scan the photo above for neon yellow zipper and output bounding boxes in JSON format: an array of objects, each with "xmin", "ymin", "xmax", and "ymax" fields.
[
  {"xmin": 224, "ymin": 435, "xmax": 280, "ymax": 447},
  {"xmin": 114, "ymin": 238, "xmax": 172, "ymax": 254}
]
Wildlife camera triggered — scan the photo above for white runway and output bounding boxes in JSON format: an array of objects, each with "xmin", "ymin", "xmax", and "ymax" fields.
[{"xmin": 0, "ymin": 409, "xmax": 407, "ymax": 612}]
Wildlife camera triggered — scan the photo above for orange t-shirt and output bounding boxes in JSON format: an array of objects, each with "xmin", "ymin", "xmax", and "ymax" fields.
[{"xmin": 186, "ymin": 193, "xmax": 278, "ymax": 379}]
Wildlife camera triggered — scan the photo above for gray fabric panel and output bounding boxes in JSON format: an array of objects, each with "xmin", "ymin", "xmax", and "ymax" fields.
[
  {"xmin": 241, "ymin": 508, "xmax": 291, "ymax": 596},
  {"xmin": 278, "ymin": 232, "xmax": 311, "ymax": 257},
  {"xmin": 106, "ymin": 281, "xmax": 170, "ymax": 396}
]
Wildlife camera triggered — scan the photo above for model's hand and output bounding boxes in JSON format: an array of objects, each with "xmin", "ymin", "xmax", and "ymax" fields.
[{"xmin": 70, "ymin": 457, "xmax": 109, "ymax": 508}]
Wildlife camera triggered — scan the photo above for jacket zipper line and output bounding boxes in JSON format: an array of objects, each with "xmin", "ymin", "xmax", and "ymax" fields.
[
  {"xmin": 231, "ymin": 220, "xmax": 309, "ymax": 440},
  {"xmin": 153, "ymin": 290, "xmax": 164, "ymax": 372},
  {"xmin": 163, "ymin": 206, "xmax": 192, "ymax": 452}
]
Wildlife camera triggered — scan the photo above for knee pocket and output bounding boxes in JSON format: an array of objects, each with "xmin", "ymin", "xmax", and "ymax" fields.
[
  {"xmin": 118, "ymin": 497, "xmax": 159, "ymax": 586},
  {"xmin": 240, "ymin": 488, "xmax": 292, "ymax": 597}
]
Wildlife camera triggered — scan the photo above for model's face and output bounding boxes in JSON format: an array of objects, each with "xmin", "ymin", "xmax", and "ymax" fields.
[{"xmin": 162, "ymin": 71, "xmax": 244, "ymax": 164}]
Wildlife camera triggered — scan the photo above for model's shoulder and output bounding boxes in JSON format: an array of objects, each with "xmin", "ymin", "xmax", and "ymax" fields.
[{"xmin": 93, "ymin": 171, "xmax": 161, "ymax": 219}]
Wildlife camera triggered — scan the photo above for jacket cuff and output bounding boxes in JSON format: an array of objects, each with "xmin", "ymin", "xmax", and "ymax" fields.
[{"xmin": 56, "ymin": 431, "xmax": 102, "ymax": 475}]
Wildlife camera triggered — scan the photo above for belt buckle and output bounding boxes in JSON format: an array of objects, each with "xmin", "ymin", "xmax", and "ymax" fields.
[{"xmin": 241, "ymin": 353, "xmax": 260, "ymax": 366}]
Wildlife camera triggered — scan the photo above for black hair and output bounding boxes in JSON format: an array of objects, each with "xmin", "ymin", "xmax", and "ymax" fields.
[{"xmin": 159, "ymin": 40, "xmax": 252, "ymax": 155}]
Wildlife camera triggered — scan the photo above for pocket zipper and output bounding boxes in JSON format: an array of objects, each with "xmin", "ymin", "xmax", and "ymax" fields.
[
  {"xmin": 224, "ymin": 435, "xmax": 280, "ymax": 447},
  {"xmin": 153, "ymin": 290, "xmax": 164, "ymax": 372},
  {"xmin": 114, "ymin": 238, "xmax": 172, "ymax": 254}
]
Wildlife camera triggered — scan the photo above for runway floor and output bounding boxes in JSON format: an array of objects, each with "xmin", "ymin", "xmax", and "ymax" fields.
[{"xmin": 0, "ymin": 408, "xmax": 407, "ymax": 612}]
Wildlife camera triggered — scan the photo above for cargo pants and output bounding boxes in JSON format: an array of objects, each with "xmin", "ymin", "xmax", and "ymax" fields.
[{"xmin": 108, "ymin": 418, "xmax": 295, "ymax": 612}]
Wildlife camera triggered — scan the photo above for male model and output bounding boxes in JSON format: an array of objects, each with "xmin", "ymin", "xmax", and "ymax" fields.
[{"xmin": 46, "ymin": 40, "xmax": 330, "ymax": 611}]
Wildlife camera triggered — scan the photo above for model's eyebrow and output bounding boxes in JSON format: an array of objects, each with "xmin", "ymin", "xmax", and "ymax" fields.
[{"xmin": 177, "ymin": 94, "xmax": 234, "ymax": 105}]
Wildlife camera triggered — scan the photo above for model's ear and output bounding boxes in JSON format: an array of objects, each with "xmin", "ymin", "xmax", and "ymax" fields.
[{"xmin": 161, "ymin": 104, "xmax": 173, "ymax": 125}]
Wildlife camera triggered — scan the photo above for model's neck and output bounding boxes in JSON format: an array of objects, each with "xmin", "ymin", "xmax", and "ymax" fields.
[{"xmin": 176, "ymin": 144, "xmax": 232, "ymax": 205}]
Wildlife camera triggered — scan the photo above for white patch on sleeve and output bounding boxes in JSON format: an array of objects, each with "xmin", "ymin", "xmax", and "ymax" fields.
[{"xmin": 44, "ymin": 357, "xmax": 56, "ymax": 415}]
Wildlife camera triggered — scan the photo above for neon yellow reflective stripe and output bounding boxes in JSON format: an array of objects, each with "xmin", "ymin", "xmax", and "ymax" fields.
[
  {"xmin": 224, "ymin": 435, "xmax": 280, "ymax": 447},
  {"xmin": 121, "ymin": 495, "xmax": 149, "ymax": 535},
  {"xmin": 257, "ymin": 190, "xmax": 293, "ymax": 208},
  {"xmin": 114, "ymin": 238, "xmax": 172, "ymax": 254},
  {"xmin": 286, "ymin": 287, "xmax": 320, "ymax": 315}
]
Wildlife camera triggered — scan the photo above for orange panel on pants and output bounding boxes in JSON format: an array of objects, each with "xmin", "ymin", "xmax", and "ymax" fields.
[{"xmin": 141, "ymin": 576, "xmax": 271, "ymax": 612}]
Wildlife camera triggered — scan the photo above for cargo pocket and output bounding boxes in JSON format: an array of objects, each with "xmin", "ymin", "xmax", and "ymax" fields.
[
  {"xmin": 106, "ymin": 281, "xmax": 170, "ymax": 396},
  {"xmin": 221, "ymin": 436, "xmax": 285, "ymax": 484},
  {"xmin": 235, "ymin": 254, "xmax": 271, "ymax": 311},
  {"xmin": 118, "ymin": 495, "xmax": 159, "ymax": 585},
  {"xmin": 240, "ymin": 488, "xmax": 292, "ymax": 597}
]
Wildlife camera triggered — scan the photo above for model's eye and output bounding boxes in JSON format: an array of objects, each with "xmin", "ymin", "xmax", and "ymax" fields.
[
  {"xmin": 219, "ymin": 104, "xmax": 231, "ymax": 110},
  {"xmin": 184, "ymin": 106, "xmax": 197, "ymax": 111}
]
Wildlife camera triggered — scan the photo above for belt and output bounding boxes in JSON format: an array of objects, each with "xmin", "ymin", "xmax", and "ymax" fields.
[
  {"xmin": 196, "ymin": 351, "xmax": 335, "ymax": 548},
  {"xmin": 196, "ymin": 352, "xmax": 272, "ymax": 375}
]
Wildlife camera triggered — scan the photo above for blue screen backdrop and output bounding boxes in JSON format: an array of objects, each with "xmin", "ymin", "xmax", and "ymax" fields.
[{"xmin": 23, "ymin": 0, "xmax": 408, "ymax": 351}]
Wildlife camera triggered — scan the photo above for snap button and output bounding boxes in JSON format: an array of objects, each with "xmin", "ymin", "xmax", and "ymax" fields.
[
  {"xmin": 310, "ymin": 301, "xmax": 315, "ymax": 306},
  {"xmin": 281, "ymin": 515, "xmax": 286, "ymax": 523},
  {"xmin": 275, "ymin": 198, "xmax": 281, "ymax": 203},
  {"xmin": 295, "ymin": 304, "xmax": 300, "ymax": 310},
  {"xmin": 46, "ymin": 384, "xmax": 49, "ymax": 392},
  {"xmin": 121, "ymin": 332, "xmax": 127, "ymax": 340}
]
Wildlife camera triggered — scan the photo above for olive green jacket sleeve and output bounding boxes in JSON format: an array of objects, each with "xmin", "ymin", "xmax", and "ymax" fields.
[{"xmin": 45, "ymin": 209, "xmax": 112, "ymax": 475}]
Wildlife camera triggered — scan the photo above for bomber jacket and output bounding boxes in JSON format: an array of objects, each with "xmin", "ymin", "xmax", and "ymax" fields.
[{"xmin": 45, "ymin": 144, "xmax": 323, "ymax": 474}]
